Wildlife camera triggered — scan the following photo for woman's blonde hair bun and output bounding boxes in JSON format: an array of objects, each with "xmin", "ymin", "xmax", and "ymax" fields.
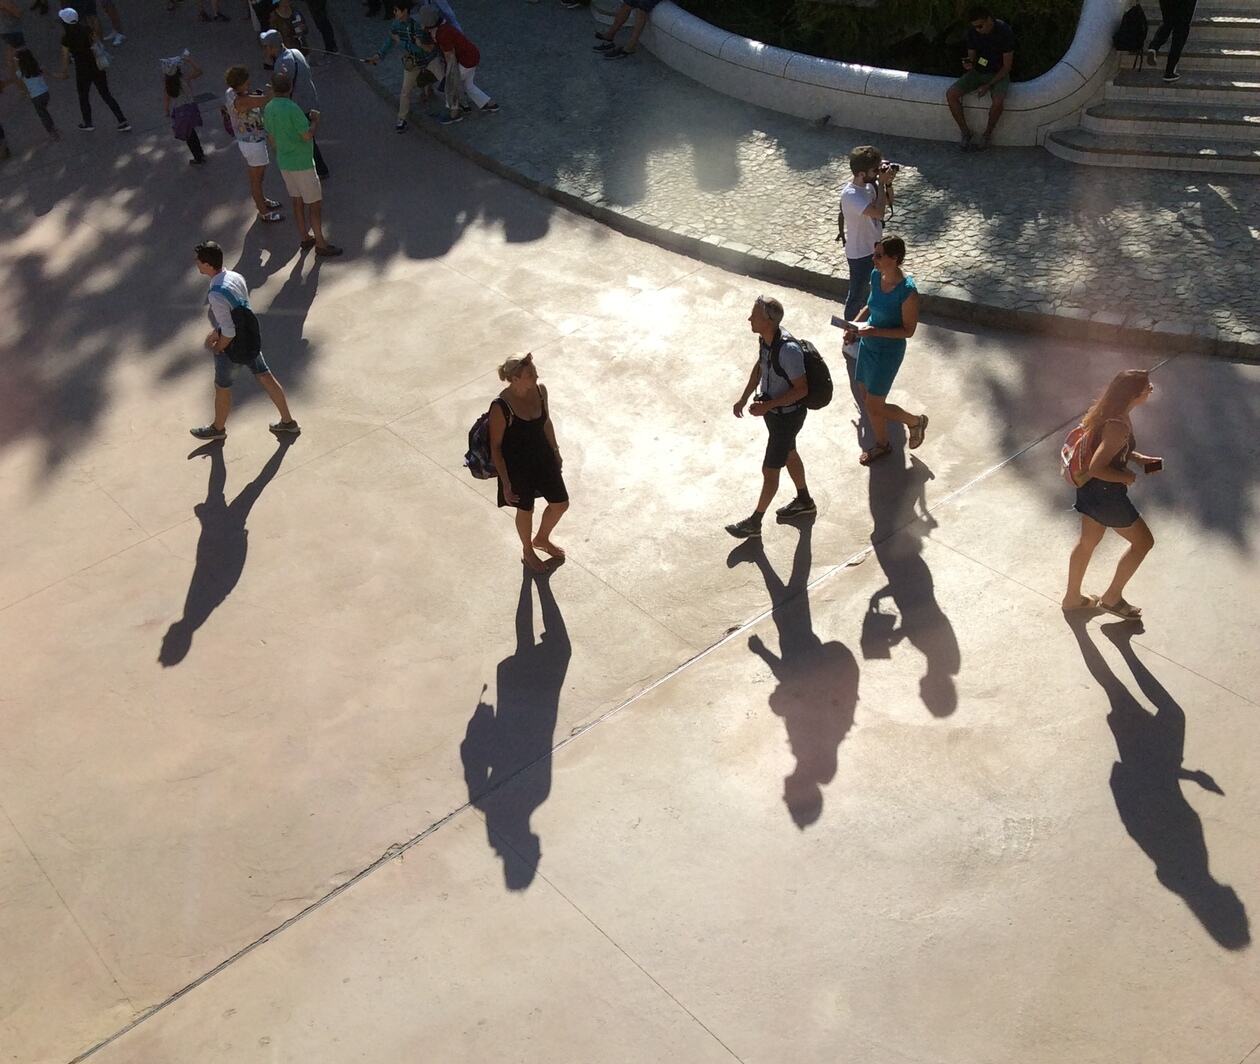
[{"xmin": 497, "ymin": 352, "xmax": 534, "ymax": 382}]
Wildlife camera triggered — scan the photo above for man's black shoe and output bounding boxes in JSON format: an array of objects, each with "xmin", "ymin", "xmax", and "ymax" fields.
[
  {"xmin": 725, "ymin": 517, "xmax": 763, "ymax": 539},
  {"xmin": 775, "ymin": 497, "xmax": 816, "ymax": 520}
]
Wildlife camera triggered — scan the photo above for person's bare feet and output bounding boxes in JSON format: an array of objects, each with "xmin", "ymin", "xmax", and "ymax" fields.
[
  {"xmin": 532, "ymin": 537, "xmax": 565, "ymax": 559},
  {"xmin": 1061, "ymin": 594, "xmax": 1097, "ymax": 611},
  {"xmin": 522, "ymin": 550, "xmax": 547, "ymax": 573}
]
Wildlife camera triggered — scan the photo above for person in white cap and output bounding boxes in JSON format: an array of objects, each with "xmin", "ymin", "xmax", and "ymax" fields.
[
  {"xmin": 259, "ymin": 28, "xmax": 327, "ymax": 177},
  {"xmin": 162, "ymin": 50, "xmax": 205, "ymax": 164},
  {"xmin": 417, "ymin": 3, "xmax": 497, "ymax": 123},
  {"xmin": 53, "ymin": 6, "xmax": 128, "ymax": 132}
]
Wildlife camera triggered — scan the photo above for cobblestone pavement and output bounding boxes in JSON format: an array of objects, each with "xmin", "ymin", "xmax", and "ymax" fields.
[{"xmin": 332, "ymin": 0, "xmax": 1258, "ymax": 350}]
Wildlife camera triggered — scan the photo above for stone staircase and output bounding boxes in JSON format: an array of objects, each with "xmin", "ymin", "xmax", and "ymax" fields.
[{"xmin": 1045, "ymin": 0, "xmax": 1260, "ymax": 173}]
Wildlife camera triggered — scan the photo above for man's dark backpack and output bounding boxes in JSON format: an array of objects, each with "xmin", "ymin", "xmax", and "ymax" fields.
[
  {"xmin": 211, "ymin": 280, "xmax": 263, "ymax": 365},
  {"xmin": 1113, "ymin": 2, "xmax": 1148, "ymax": 65},
  {"xmin": 769, "ymin": 330, "xmax": 833, "ymax": 411}
]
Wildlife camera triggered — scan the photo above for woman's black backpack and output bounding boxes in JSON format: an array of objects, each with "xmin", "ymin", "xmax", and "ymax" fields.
[{"xmin": 1113, "ymin": 3, "xmax": 1148, "ymax": 60}]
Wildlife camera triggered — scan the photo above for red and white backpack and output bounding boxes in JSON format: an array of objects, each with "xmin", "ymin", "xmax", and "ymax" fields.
[{"xmin": 1060, "ymin": 424, "xmax": 1093, "ymax": 487}]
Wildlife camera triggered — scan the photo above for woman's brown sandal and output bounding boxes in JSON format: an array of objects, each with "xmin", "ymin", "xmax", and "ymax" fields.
[
  {"xmin": 860, "ymin": 442, "xmax": 892, "ymax": 466},
  {"xmin": 908, "ymin": 414, "xmax": 929, "ymax": 450}
]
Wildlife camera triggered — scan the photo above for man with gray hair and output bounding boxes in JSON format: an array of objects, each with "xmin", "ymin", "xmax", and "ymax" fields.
[
  {"xmin": 260, "ymin": 28, "xmax": 328, "ymax": 178},
  {"xmin": 727, "ymin": 295, "xmax": 815, "ymax": 539}
]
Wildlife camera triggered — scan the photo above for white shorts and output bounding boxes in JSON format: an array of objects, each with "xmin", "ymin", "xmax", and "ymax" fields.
[
  {"xmin": 237, "ymin": 139, "xmax": 269, "ymax": 167},
  {"xmin": 280, "ymin": 168, "xmax": 322, "ymax": 203}
]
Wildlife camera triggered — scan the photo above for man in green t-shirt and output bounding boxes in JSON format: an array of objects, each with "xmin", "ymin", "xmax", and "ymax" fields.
[{"xmin": 263, "ymin": 72, "xmax": 342, "ymax": 257}]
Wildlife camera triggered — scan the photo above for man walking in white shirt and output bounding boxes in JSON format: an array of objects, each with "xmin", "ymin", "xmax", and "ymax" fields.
[
  {"xmin": 190, "ymin": 240, "xmax": 300, "ymax": 441},
  {"xmin": 837, "ymin": 145, "xmax": 894, "ymax": 354}
]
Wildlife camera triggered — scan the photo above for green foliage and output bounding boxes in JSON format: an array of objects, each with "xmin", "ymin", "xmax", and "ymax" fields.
[{"xmin": 674, "ymin": 0, "xmax": 1084, "ymax": 81}]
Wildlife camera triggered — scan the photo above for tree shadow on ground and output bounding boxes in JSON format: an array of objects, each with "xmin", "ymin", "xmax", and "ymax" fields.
[
  {"xmin": 727, "ymin": 517, "xmax": 859, "ymax": 828},
  {"xmin": 159, "ymin": 436, "xmax": 293, "ymax": 667},
  {"xmin": 1065, "ymin": 613, "xmax": 1250, "ymax": 950},
  {"xmin": 461, "ymin": 566, "xmax": 570, "ymax": 890}
]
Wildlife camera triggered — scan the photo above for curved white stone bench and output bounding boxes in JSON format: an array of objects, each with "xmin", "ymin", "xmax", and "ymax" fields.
[{"xmin": 624, "ymin": 0, "xmax": 1126, "ymax": 146}]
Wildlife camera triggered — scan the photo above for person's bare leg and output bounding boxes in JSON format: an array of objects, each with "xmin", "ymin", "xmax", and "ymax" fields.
[
  {"xmin": 784, "ymin": 450, "xmax": 807, "ymax": 494},
  {"xmin": 309, "ymin": 200, "xmax": 328, "ymax": 248},
  {"xmin": 625, "ymin": 9, "xmax": 649, "ymax": 50},
  {"xmin": 864, "ymin": 394, "xmax": 891, "ymax": 447},
  {"xmin": 596, "ymin": 3, "xmax": 631, "ymax": 41},
  {"xmin": 256, "ymin": 372, "xmax": 293, "ymax": 423},
  {"xmin": 103, "ymin": 0, "xmax": 123, "ymax": 32},
  {"xmin": 293, "ymin": 197, "xmax": 309, "ymax": 241},
  {"xmin": 946, "ymin": 88, "xmax": 969, "ymax": 134},
  {"xmin": 983, "ymin": 95, "xmax": 1006, "ymax": 137},
  {"xmin": 248, "ymin": 165, "xmax": 270, "ymax": 213},
  {"xmin": 533, "ymin": 501, "xmax": 568, "ymax": 557},
  {"xmin": 755, "ymin": 466, "xmax": 782, "ymax": 514},
  {"xmin": 1063, "ymin": 514, "xmax": 1106, "ymax": 607},
  {"xmin": 866, "ymin": 393, "xmax": 920, "ymax": 446},
  {"xmin": 212, "ymin": 386, "xmax": 232, "ymax": 430},
  {"xmin": 516, "ymin": 508, "xmax": 546, "ymax": 571},
  {"xmin": 1100, "ymin": 518, "xmax": 1154, "ymax": 610}
]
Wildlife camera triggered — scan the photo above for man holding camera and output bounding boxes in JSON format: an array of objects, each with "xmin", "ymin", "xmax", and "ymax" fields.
[
  {"xmin": 725, "ymin": 296, "xmax": 815, "ymax": 540},
  {"xmin": 946, "ymin": 5, "xmax": 1014, "ymax": 151},
  {"xmin": 838, "ymin": 145, "xmax": 894, "ymax": 355}
]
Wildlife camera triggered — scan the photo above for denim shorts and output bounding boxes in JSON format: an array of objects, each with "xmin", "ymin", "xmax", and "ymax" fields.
[{"xmin": 214, "ymin": 348, "xmax": 270, "ymax": 388}]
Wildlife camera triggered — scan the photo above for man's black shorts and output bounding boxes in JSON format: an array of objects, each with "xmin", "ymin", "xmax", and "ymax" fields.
[{"xmin": 763, "ymin": 407, "xmax": 807, "ymax": 469}]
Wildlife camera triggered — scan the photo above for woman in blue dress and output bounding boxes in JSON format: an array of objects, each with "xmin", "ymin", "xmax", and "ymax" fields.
[{"xmin": 844, "ymin": 236, "xmax": 929, "ymax": 465}]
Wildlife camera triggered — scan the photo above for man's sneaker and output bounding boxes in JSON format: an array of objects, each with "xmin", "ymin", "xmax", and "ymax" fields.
[
  {"xmin": 110, "ymin": 32, "xmax": 125, "ymax": 44},
  {"xmin": 190, "ymin": 425, "xmax": 227, "ymax": 441},
  {"xmin": 1162, "ymin": 71, "xmax": 1181, "ymax": 82},
  {"xmin": 724, "ymin": 517, "xmax": 763, "ymax": 540},
  {"xmin": 560, "ymin": 0, "xmax": 582, "ymax": 7},
  {"xmin": 959, "ymin": 130, "xmax": 973, "ymax": 151},
  {"xmin": 270, "ymin": 419, "xmax": 301, "ymax": 435},
  {"xmin": 775, "ymin": 497, "xmax": 816, "ymax": 520},
  {"xmin": 439, "ymin": 110, "xmax": 465, "ymax": 125},
  {"xmin": 117, "ymin": 121, "xmax": 131, "ymax": 131},
  {"xmin": 395, "ymin": 119, "xmax": 408, "ymax": 133},
  {"xmin": 1145, "ymin": 47, "xmax": 1157, "ymax": 67},
  {"xmin": 481, "ymin": 101, "xmax": 500, "ymax": 113},
  {"xmin": 78, "ymin": 122, "xmax": 95, "ymax": 131}
]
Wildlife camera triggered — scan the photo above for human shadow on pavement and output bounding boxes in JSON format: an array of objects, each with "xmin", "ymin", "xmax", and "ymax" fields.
[
  {"xmin": 461, "ymin": 566, "xmax": 570, "ymax": 890},
  {"xmin": 728, "ymin": 517, "xmax": 859, "ymax": 828},
  {"xmin": 863, "ymin": 449, "xmax": 959, "ymax": 717},
  {"xmin": 1065, "ymin": 615, "xmax": 1250, "ymax": 950},
  {"xmin": 159, "ymin": 438, "xmax": 293, "ymax": 667}
]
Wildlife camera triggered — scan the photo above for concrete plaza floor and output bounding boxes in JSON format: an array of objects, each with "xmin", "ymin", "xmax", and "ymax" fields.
[{"xmin": 1, "ymin": 8, "xmax": 1258, "ymax": 1064}]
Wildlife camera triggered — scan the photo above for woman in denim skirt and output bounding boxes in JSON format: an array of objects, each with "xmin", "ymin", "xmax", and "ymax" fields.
[{"xmin": 1063, "ymin": 370, "xmax": 1162, "ymax": 620}]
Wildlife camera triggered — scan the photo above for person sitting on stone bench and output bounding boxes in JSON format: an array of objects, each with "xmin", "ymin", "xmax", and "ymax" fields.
[
  {"xmin": 946, "ymin": 5, "xmax": 1014, "ymax": 152},
  {"xmin": 593, "ymin": 0, "xmax": 660, "ymax": 60}
]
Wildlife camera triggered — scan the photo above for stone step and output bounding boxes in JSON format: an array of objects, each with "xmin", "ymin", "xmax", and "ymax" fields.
[
  {"xmin": 1083, "ymin": 98, "xmax": 1260, "ymax": 141},
  {"xmin": 1045, "ymin": 126, "xmax": 1260, "ymax": 173},
  {"xmin": 1108, "ymin": 69, "xmax": 1260, "ymax": 104},
  {"xmin": 1186, "ymin": 13, "xmax": 1260, "ymax": 41},
  {"xmin": 1176, "ymin": 42, "xmax": 1260, "ymax": 72}
]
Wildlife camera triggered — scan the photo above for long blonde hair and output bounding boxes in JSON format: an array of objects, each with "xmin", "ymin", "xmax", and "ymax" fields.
[{"xmin": 1082, "ymin": 369, "xmax": 1149, "ymax": 434}]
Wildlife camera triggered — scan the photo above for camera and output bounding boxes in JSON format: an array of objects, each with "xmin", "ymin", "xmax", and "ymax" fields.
[{"xmin": 880, "ymin": 162, "xmax": 902, "ymax": 175}]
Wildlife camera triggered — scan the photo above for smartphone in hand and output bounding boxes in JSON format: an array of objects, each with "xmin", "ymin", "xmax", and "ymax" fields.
[
  {"xmin": 830, "ymin": 315, "xmax": 857, "ymax": 330},
  {"xmin": 1144, "ymin": 458, "xmax": 1163, "ymax": 474}
]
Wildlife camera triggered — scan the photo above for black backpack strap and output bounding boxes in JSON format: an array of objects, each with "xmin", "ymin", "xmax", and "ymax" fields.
[
  {"xmin": 493, "ymin": 396, "xmax": 514, "ymax": 426},
  {"xmin": 768, "ymin": 329, "xmax": 791, "ymax": 382}
]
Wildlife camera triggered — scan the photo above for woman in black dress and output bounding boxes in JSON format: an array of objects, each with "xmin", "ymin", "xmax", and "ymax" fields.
[
  {"xmin": 1063, "ymin": 369, "xmax": 1161, "ymax": 620},
  {"xmin": 489, "ymin": 353, "xmax": 568, "ymax": 573}
]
